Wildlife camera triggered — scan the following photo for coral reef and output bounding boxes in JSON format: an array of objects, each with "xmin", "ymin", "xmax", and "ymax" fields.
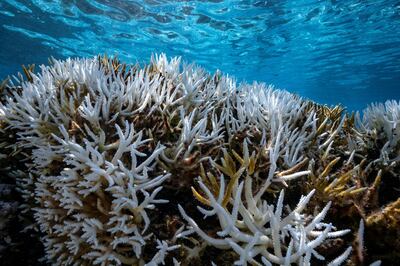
[{"xmin": 0, "ymin": 54, "xmax": 398, "ymax": 265}]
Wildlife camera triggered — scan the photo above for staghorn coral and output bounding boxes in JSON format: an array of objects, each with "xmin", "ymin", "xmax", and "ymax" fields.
[
  {"xmin": 0, "ymin": 54, "xmax": 398, "ymax": 265},
  {"xmin": 357, "ymin": 100, "xmax": 400, "ymax": 165}
]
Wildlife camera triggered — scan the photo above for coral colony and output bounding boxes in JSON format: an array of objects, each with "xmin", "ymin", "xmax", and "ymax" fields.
[{"xmin": 0, "ymin": 54, "xmax": 399, "ymax": 266}]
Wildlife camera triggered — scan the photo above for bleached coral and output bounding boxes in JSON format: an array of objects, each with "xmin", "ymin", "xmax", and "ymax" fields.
[
  {"xmin": 356, "ymin": 100, "xmax": 400, "ymax": 165},
  {"xmin": 179, "ymin": 178, "xmax": 350, "ymax": 265},
  {"xmin": 34, "ymin": 123, "xmax": 170, "ymax": 265},
  {"xmin": 0, "ymin": 54, "xmax": 398, "ymax": 265},
  {"xmin": 178, "ymin": 137, "xmax": 350, "ymax": 265},
  {"xmin": 0, "ymin": 57, "xmax": 175, "ymax": 265}
]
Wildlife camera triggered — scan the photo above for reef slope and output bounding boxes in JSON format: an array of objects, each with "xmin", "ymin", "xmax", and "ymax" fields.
[{"xmin": 0, "ymin": 55, "xmax": 399, "ymax": 265}]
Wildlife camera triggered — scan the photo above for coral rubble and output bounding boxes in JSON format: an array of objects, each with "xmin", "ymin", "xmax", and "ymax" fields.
[{"xmin": 0, "ymin": 54, "xmax": 398, "ymax": 265}]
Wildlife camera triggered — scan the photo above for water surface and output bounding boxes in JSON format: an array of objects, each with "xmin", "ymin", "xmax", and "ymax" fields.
[{"xmin": 0, "ymin": 0, "xmax": 399, "ymax": 110}]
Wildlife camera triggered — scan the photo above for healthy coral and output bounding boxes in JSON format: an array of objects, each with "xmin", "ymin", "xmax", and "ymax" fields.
[{"xmin": 0, "ymin": 54, "xmax": 398, "ymax": 265}]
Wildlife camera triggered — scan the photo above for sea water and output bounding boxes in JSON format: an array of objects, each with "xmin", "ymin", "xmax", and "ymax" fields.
[{"xmin": 0, "ymin": 0, "xmax": 399, "ymax": 111}]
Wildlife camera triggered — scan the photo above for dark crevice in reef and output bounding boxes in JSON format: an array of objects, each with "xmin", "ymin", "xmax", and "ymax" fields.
[{"xmin": 0, "ymin": 135, "xmax": 46, "ymax": 266}]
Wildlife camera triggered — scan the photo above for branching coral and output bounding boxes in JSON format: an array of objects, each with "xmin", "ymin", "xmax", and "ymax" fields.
[
  {"xmin": 180, "ymin": 175, "xmax": 350, "ymax": 265},
  {"xmin": 358, "ymin": 100, "xmax": 400, "ymax": 164},
  {"xmin": 34, "ymin": 122, "xmax": 170, "ymax": 265},
  {"xmin": 0, "ymin": 54, "xmax": 398, "ymax": 265}
]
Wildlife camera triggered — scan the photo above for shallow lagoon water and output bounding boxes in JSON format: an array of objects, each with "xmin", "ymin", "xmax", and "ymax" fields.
[
  {"xmin": 1, "ymin": 2, "xmax": 400, "ymax": 266},
  {"xmin": 0, "ymin": 0, "xmax": 399, "ymax": 110}
]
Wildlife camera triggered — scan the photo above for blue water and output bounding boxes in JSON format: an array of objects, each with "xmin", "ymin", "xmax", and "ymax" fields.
[{"xmin": 0, "ymin": 0, "xmax": 399, "ymax": 111}]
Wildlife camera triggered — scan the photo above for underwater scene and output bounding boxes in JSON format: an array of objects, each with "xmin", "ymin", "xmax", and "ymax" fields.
[{"xmin": 0, "ymin": 1, "xmax": 399, "ymax": 266}]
